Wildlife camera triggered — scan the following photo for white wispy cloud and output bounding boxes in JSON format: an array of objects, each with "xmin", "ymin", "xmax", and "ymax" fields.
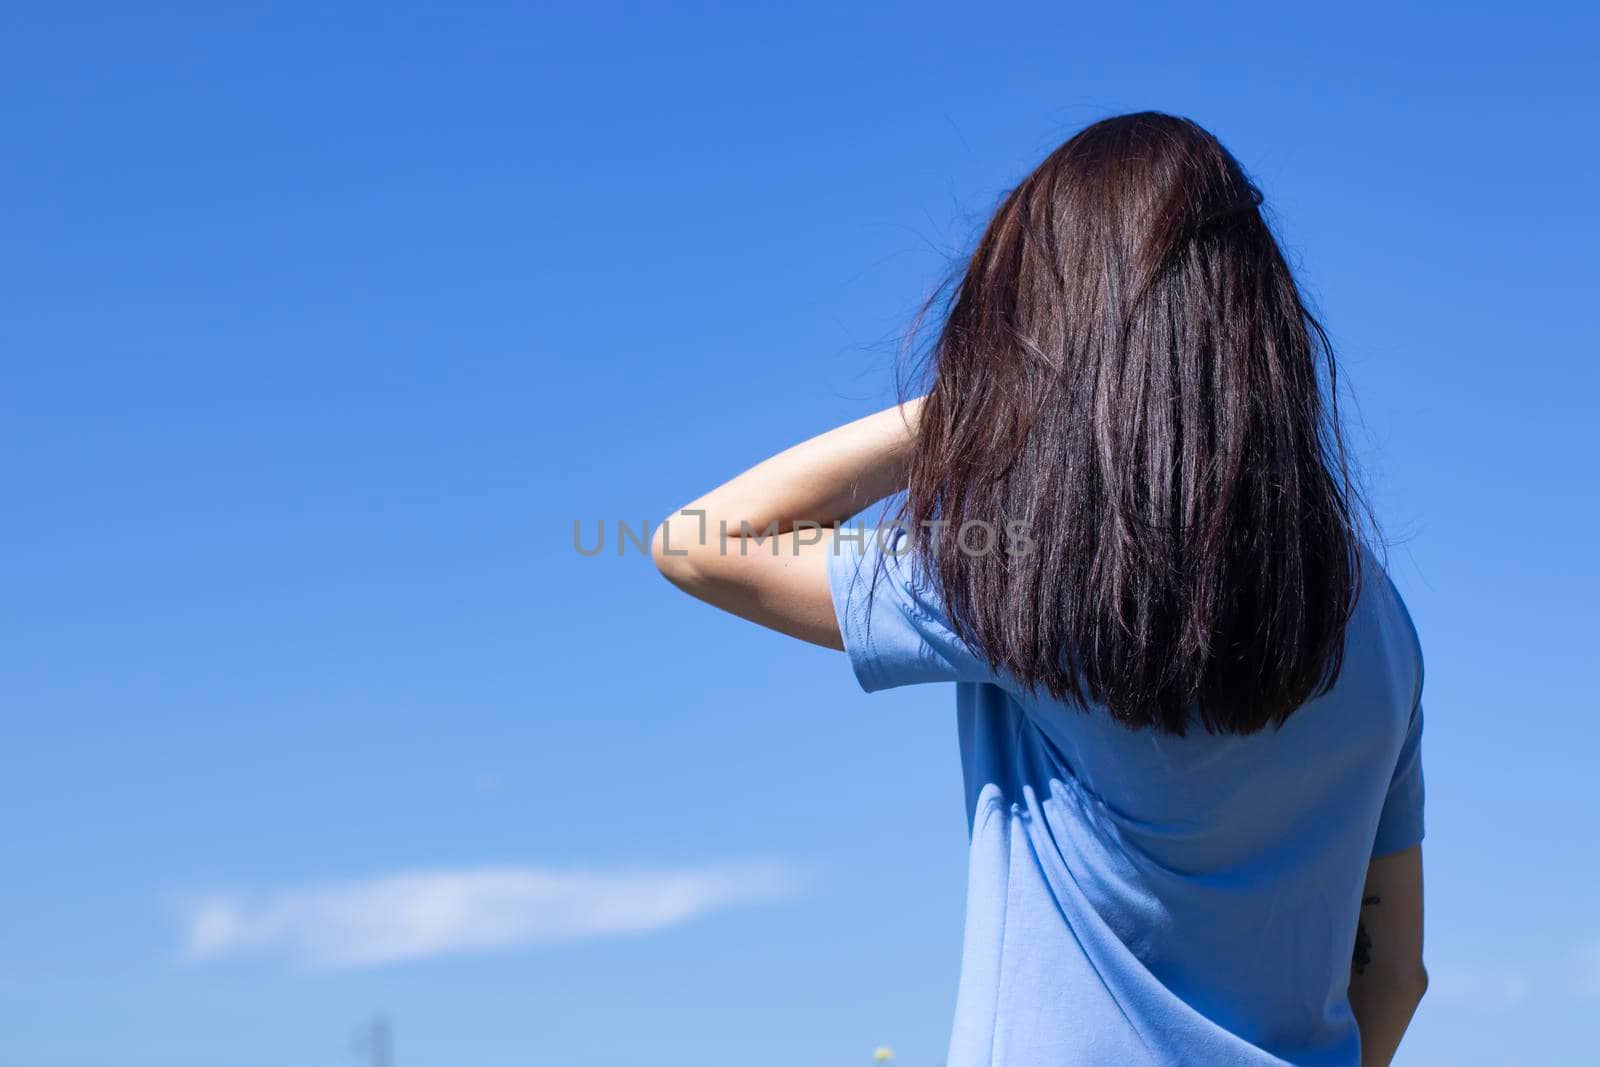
[{"xmin": 179, "ymin": 861, "xmax": 799, "ymax": 969}]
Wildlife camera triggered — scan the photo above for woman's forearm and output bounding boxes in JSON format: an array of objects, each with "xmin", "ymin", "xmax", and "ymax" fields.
[
  {"xmin": 664, "ymin": 397, "xmax": 923, "ymax": 544},
  {"xmin": 1350, "ymin": 970, "xmax": 1427, "ymax": 1066}
]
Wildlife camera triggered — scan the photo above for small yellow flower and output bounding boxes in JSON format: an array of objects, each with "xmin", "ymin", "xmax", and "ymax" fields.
[{"xmin": 873, "ymin": 1048, "xmax": 894, "ymax": 1062}]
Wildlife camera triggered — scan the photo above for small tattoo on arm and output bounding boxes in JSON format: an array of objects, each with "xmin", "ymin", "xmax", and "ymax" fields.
[{"xmin": 1353, "ymin": 894, "xmax": 1381, "ymax": 975}]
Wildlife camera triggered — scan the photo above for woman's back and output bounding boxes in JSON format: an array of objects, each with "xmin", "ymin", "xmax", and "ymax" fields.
[
  {"xmin": 654, "ymin": 111, "xmax": 1429, "ymax": 1064},
  {"xmin": 829, "ymin": 534, "xmax": 1424, "ymax": 1065}
]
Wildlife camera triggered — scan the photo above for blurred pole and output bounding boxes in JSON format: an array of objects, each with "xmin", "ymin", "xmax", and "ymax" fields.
[{"xmin": 370, "ymin": 1016, "xmax": 393, "ymax": 1067}]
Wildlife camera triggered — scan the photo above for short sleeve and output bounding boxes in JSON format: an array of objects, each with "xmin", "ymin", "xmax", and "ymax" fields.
[
  {"xmin": 1372, "ymin": 700, "xmax": 1425, "ymax": 856},
  {"xmin": 1371, "ymin": 565, "xmax": 1425, "ymax": 857},
  {"xmin": 827, "ymin": 524, "xmax": 990, "ymax": 692}
]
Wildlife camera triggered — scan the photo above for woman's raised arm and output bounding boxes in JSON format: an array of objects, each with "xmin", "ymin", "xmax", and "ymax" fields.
[{"xmin": 650, "ymin": 398, "xmax": 923, "ymax": 648}]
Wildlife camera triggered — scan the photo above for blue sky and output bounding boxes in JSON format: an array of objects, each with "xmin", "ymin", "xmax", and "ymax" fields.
[{"xmin": 3, "ymin": 3, "xmax": 1597, "ymax": 1065}]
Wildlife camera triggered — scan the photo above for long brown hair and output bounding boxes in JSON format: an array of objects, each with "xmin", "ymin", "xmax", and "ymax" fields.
[{"xmin": 901, "ymin": 112, "xmax": 1366, "ymax": 735}]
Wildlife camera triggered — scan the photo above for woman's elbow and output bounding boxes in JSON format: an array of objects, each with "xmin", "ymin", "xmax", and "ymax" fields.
[
  {"xmin": 651, "ymin": 513, "xmax": 704, "ymax": 589},
  {"xmin": 1373, "ymin": 963, "xmax": 1429, "ymax": 1015},
  {"xmin": 1406, "ymin": 964, "xmax": 1430, "ymax": 1006}
]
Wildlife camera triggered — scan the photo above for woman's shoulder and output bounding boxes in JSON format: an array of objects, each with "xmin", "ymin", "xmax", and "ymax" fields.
[{"xmin": 1353, "ymin": 541, "xmax": 1425, "ymax": 712}]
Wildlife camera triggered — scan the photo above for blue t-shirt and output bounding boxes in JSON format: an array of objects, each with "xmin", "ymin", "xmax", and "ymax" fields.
[{"xmin": 828, "ymin": 526, "xmax": 1425, "ymax": 1067}]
